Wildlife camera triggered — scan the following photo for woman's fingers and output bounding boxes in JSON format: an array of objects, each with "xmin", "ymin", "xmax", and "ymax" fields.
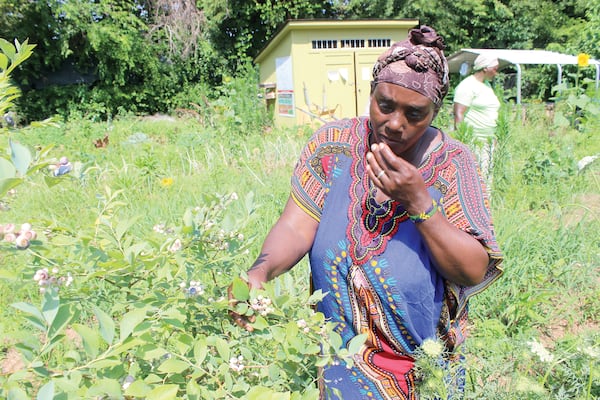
[{"xmin": 228, "ymin": 308, "xmax": 255, "ymax": 332}]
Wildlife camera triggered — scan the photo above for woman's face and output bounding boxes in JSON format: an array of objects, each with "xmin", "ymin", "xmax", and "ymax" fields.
[{"xmin": 369, "ymin": 82, "xmax": 436, "ymax": 159}]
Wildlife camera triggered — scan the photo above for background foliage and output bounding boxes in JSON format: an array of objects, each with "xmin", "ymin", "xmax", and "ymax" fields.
[{"xmin": 0, "ymin": 0, "xmax": 599, "ymax": 122}]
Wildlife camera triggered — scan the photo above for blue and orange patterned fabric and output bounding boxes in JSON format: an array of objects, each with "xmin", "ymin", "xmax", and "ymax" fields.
[{"xmin": 290, "ymin": 117, "xmax": 503, "ymax": 399}]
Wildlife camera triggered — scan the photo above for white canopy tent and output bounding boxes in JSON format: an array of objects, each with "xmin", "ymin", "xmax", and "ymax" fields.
[{"xmin": 447, "ymin": 49, "xmax": 600, "ymax": 103}]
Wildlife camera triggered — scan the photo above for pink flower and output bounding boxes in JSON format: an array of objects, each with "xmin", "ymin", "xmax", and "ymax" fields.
[
  {"xmin": 3, "ymin": 233, "xmax": 16, "ymax": 243},
  {"xmin": 3, "ymin": 223, "xmax": 15, "ymax": 234}
]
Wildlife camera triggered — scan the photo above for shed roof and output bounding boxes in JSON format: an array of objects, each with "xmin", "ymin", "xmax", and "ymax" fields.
[
  {"xmin": 254, "ymin": 19, "xmax": 419, "ymax": 64},
  {"xmin": 447, "ymin": 49, "xmax": 600, "ymax": 103}
]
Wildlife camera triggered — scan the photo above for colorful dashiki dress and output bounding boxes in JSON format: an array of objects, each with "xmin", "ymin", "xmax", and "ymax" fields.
[{"xmin": 290, "ymin": 117, "xmax": 503, "ymax": 399}]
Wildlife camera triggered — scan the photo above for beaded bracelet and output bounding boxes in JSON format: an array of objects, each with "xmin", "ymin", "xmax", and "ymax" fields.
[{"xmin": 408, "ymin": 199, "xmax": 439, "ymax": 224}]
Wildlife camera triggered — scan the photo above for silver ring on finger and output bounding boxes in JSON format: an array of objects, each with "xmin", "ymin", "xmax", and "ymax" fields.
[{"xmin": 376, "ymin": 170, "xmax": 386, "ymax": 179}]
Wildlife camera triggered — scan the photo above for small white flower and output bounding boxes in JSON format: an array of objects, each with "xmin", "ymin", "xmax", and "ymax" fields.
[
  {"xmin": 229, "ymin": 355, "xmax": 244, "ymax": 372},
  {"xmin": 168, "ymin": 239, "xmax": 182, "ymax": 252},
  {"xmin": 64, "ymin": 273, "xmax": 73, "ymax": 287},
  {"xmin": 297, "ymin": 319, "xmax": 308, "ymax": 329},
  {"xmin": 20, "ymin": 223, "xmax": 32, "ymax": 233},
  {"xmin": 528, "ymin": 339, "xmax": 554, "ymax": 363},
  {"xmin": 578, "ymin": 345, "xmax": 600, "ymax": 359},
  {"xmin": 230, "ymin": 192, "xmax": 238, "ymax": 201}
]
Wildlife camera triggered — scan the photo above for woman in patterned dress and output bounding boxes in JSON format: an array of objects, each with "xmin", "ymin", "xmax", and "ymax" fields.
[{"xmin": 230, "ymin": 25, "xmax": 503, "ymax": 399}]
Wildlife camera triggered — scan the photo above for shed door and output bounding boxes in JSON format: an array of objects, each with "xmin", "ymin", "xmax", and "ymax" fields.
[
  {"xmin": 355, "ymin": 52, "xmax": 379, "ymax": 116},
  {"xmin": 321, "ymin": 53, "xmax": 357, "ymax": 117}
]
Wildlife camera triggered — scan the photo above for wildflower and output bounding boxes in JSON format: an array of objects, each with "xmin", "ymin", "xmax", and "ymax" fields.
[
  {"xmin": 578, "ymin": 345, "xmax": 600, "ymax": 359},
  {"xmin": 168, "ymin": 239, "xmax": 182, "ymax": 252},
  {"xmin": 421, "ymin": 338, "xmax": 444, "ymax": 358},
  {"xmin": 230, "ymin": 192, "xmax": 238, "ymax": 201},
  {"xmin": 528, "ymin": 339, "xmax": 554, "ymax": 363},
  {"xmin": 229, "ymin": 355, "xmax": 244, "ymax": 372},
  {"xmin": 4, "ymin": 232, "xmax": 16, "ymax": 243},
  {"xmin": 20, "ymin": 223, "xmax": 32, "ymax": 233},
  {"xmin": 160, "ymin": 177, "xmax": 174, "ymax": 188},
  {"xmin": 577, "ymin": 53, "xmax": 590, "ymax": 68}
]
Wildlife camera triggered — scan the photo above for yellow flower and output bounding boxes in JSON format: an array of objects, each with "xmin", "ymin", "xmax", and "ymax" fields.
[
  {"xmin": 577, "ymin": 53, "xmax": 590, "ymax": 68},
  {"xmin": 160, "ymin": 177, "xmax": 174, "ymax": 187}
]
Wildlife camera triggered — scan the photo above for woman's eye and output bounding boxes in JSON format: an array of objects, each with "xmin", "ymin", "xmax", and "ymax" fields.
[{"xmin": 377, "ymin": 102, "xmax": 393, "ymax": 113}]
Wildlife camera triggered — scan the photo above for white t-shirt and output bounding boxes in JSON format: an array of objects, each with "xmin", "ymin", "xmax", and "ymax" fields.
[{"xmin": 453, "ymin": 75, "xmax": 500, "ymax": 139}]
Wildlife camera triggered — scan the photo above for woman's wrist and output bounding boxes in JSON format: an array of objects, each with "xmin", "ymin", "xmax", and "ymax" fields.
[{"xmin": 408, "ymin": 198, "xmax": 440, "ymax": 224}]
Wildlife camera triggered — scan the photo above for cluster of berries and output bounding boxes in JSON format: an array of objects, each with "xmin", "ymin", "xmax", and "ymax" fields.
[
  {"xmin": 249, "ymin": 295, "xmax": 274, "ymax": 316},
  {"xmin": 0, "ymin": 222, "xmax": 37, "ymax": 250},
  {"xmin": 33, "ymin": 267, "xmax": 73, "ymax": 293}
]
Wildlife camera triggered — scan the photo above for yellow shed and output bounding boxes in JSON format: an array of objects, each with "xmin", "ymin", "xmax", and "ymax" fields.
[{"xmin": 254, "ymin": 19, "xmax": 419, "ymax": 128}]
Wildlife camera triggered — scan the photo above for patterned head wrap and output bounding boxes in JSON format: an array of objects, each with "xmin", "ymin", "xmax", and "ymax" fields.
[{"xmin": 372, "ymin": 25, "xmax": 449, "ymax": 109}]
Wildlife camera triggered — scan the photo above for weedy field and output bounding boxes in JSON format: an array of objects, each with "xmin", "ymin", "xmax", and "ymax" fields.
[{"xmin": 0, "ymin": 95, "xmax": 598, "ymax": 399}]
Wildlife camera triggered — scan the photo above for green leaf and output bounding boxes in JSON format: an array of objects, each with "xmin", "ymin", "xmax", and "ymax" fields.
[
  {"xmin": 93, "ymin": 305, "xmax": 115, "ymax": 344},
  {"xmin": 193, "ymin": 338, "xmax": 208, "ymax": 364},
  {"xmin": 215, "ymin": 337, "xmax": 230, "ymax": 361},
  {"xmin": 0, "ymin": 177, "xmax": 22, "ymax": 197},
  {"xmin": 87, "ymin": 358, "xmax": 122, "ymax": 369},
  {"xmin": 251, "ymin": 315, "xmax": 269, "ymax": 330},
  {"xmin": 0, "ymin": 38, "xmax": 16, "ymax": 61},
  {"xmin": 0, "ymin": 158, "xmax": 16, "ymax": 180},
  {"xmin": 231, "ymin": 277, "xmax": 249, "ymax": 301},
  {"xmin": 41, "ymin": 289, "xmax": 60, "ymax": 327},
  {"xmin": 71, "ymin": 323, "xmax": 100, "ymax": 358},
  {"xmin": 48, "ymin": 304, "xmax": 74, "ymax": 340},
  {"xmin": 120, "ymin": 307, "xmax": 147, "ymax": 341},
  {"xmin": 124, "ymin": 380, "xmax": 152, "ymax": 397},
  {"xmin": 86, "ymin": 378, "xmax": 122, "ymax": 398},
  {"xmin": 146, "ymin": 384, "xmax": 179, "ymax": 400},
  {"xmin": 9, "ymin": 139, "xmax": 32, "ymax": 176},
  {"xmin": 347, "ymin": 333, "xmax": 367, "ymax": 355},
  {"xmin": 35, "ymin": 380, "xmax": 54, "ymax": 400},
  {"xmin": 7, "ymin": 387, "xmax": 29, "ymax": 400},
  {"xmin": 183, "ymin": 208, "xmax": 194, "ymax": 227},
  {"xmin": 43, "ymin": 175, "xmax": 63, "ymax": 188},
  {"xmin": 157, "ymin": 358, "xmax": 189, "ymax": 374},
  {"xmin": 11, "ymin": 302, "xmax": 45, "ymax": 331}
]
